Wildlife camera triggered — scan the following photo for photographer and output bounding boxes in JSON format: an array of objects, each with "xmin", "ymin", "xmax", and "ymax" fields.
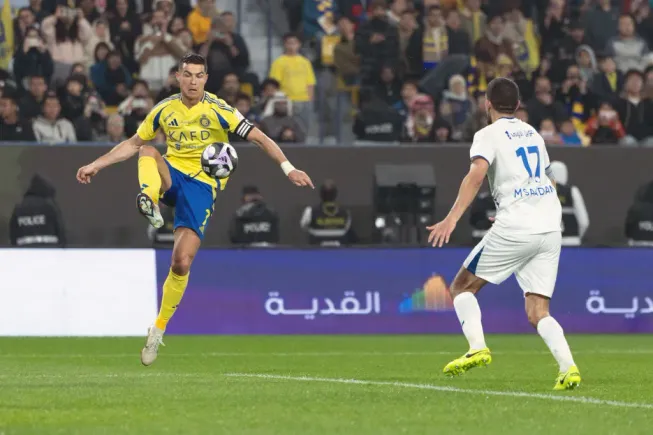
[
  {"xmin": 135, "ymin": 8, "xmax": 187, "ymax": 92},
  {"xmin": 117, "ymin": 80, "xmax": 154, "ymax": 137},
  {"xmin": 199, "ymin": 15, "xmax": 247, "ymax": 93},
  {"xmin": 13, "ymin": 28, "xmax": 54, "ymax": 91},
  {"xmin": 585, "ymin": 101, "xmax": 626, "ymax": 145},
  {"xmin": 59, "ymin": 74, "xmax": 106, "ymax": 141},
  {"xmin": 41, "ymin": 6, "xmax": 92, "ymax": 87}
]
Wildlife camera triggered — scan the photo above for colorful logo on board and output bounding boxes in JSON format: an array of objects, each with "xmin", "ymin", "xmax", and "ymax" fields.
[{"xmin": 398, "ymin": 274, "xmax": 453, "ymax": 313}]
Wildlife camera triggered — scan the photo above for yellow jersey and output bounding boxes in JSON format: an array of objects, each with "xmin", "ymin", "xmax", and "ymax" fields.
[
  {"xmin": 137, "ymin": 92, "xmax": 254, "ymax": 189},
  {"xmin": 269, "ymin": 54, "xmax": 316, "ymax": 102}
]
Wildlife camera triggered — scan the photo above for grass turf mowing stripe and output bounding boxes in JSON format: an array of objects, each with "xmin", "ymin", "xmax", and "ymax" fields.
[
  {"xmin": 224, "ymin": 373, "xmax": 653, "ymax": 410},
  {"xmin": 2, "ymin": 349, "xmax": 653, "ymax": 359}
]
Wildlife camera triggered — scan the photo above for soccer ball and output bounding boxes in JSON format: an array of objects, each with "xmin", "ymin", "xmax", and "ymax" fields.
[{"xmin": 201, "ymin": 143, "xmax": 238, "ymax": 179}]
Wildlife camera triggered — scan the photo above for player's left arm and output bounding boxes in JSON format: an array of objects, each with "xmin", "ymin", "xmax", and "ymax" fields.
[
  {"xmin": 427, "ymin": 158, "xmax": 489, "ymax": 247},
  {"xmin": 247, "ymin": 127, "xmax": 314, "ymax": 188},
  {"xmin": 222, "ymin": 104, "xmax": 314, "ymax": 188}
]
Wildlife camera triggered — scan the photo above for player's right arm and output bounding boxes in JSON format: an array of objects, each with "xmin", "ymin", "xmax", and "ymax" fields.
[
  {"xmin": 77, "ymin": 102, "xmax": 164, "ymax": 184},
  {"xmin": 76, "ymin": 134, "xmax": 147, "ymax": 184}
]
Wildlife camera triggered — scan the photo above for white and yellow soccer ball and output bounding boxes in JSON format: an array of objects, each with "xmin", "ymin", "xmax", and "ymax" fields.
[{"xmin": 201, "ymin": 143, "xmax": 239, "ymax": 179}]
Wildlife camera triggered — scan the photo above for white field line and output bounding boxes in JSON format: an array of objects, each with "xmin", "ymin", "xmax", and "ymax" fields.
[
  {"xmin": 0, "ymin": 349, "xmax": 652, "ymax": 359},
  {"xmin": 224, "ymin": 373, "xmax": 653, "ymax": 410}
]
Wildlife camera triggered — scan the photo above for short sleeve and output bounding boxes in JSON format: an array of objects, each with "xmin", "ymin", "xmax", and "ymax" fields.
[
  {"xmin": 469, "ymin": 130, "xmax": 495, "ymax": 165},
  {"xmin": 137, "ymin": 104, "xmax": 166, "ymax": 141},
  {"xmin": 305, "ymin": 59, "xmax": 316, "ymax": 86},
  {"xmin": 212, "ymin": 101, "xmax": 254, "ymax": 140},
  {"xmin": 269, "ymin": 58, "xmax": 282, "ymax": 83}
]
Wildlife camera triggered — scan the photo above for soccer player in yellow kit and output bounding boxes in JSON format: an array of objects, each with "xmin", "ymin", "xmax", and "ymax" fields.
[{"xmin": 76, "ymin": 53, "xmax": 313, "ymax": 366}]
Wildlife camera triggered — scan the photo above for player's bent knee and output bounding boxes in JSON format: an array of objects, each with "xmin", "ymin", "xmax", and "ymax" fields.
[
  {"xmin": 171, "ymin": 253, "xmax": 194, "ymax": 276},
  {"xmin": 139, "ymin": 145, "xmax": 160, "ymax": 159}
]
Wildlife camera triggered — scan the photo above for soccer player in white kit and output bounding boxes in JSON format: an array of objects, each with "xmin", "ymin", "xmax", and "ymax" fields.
[{"xmin": 426, "ymin": 78, "xmax": 581, "ymax": 390}]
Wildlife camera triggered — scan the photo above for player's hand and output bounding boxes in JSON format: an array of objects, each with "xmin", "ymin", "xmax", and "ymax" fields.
[
  {"xmin": 288, "ymin": 169, "xmax": 314, "ymax": 189},
  {"xmin": 426, "ymin": 218, "xmax": 457, "ymax": 248},
  {"xmin": 76, "ymin": 163, "xmax": 100, "ymax": 184}
]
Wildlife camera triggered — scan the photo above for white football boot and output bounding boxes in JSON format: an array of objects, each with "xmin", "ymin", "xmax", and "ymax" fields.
[
  {"xmin": 141, "ymin": 325, "xmax": 165, "ymax": 366},
  {"xmin": 136, "ymin": 192, "xmax": 164, "ymax": 229}
]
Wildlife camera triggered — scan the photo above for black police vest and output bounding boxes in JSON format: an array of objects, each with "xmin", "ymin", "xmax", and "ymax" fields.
[
  {"xmin": 557, "ymin": 184, "xmax": 579, "ymax": 237},
  {"xmin": 308, "ymin": 202, "xmax": 350, "ymax": 245},
  {"xmin": 626, "ymin": 202, "xmax": 653, "ymax": 242}
]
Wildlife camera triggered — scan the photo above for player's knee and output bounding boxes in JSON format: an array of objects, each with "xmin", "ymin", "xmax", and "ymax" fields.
[
  {"xmin": 139, "ymin": 145, "xmax": 158, "ymax": 158},
  {"xmin": 527, "ymin": 309, "xmax": 549, "ymax": 328},
  {"xmin": 171, "ymin": 252, "xmax": 194, "ymax": 275}
]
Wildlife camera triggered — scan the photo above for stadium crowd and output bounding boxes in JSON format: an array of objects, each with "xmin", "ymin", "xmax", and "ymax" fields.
[{"xmin": 1, "ymin": 0, "xmax": 653, "ymax": 145}]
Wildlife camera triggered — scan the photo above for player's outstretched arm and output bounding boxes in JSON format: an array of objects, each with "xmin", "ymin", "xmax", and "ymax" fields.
[
  {"xmin": 427, "ymin": 158, "xmax": 489, "ymax": 247},
  {"xmin": 246, "ymin": 127, "xmax": 314, "ymax": 189},
  {"xmin": 76, "ymin": 134, "xmax": 146, "ymax": 184}
]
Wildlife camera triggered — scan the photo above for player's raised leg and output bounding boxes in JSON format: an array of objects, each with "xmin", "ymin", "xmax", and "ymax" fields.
[
  {"xmin": 443, "ymin": 267, "xmax": 492, "ymax": 376},
  {"xmin": 137, "ymin": 145, "xmax": 172, "ymax": 228},
  {"xmin": 525, "ymin": 294, "xmax": 580, "ymax": 390},
  {"xmin": 141, "ymin": 227, "xmax": 200, "ymax": 366}
]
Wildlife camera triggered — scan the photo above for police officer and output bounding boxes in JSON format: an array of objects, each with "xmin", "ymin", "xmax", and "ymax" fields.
[
  {"xmin": 229, "ymin": 186, "xmax": 279, "ymax": 246},
  {"xmin": 300, "ymin": 180, "xmax": 354, "ymax": 246},
  {"xmin": 10, "ymin": 174, "xmax": 66, "ymax": 247},
  {"xmin": 549, "ymin": 161, "xmax": 589, "ymax": 246},
  {"xmin": 625, "ymin": 180, "xmax": 653, "ymax": 246}
]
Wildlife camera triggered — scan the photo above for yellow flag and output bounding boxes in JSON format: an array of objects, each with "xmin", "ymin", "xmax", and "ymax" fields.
[{"xmin": 0, "ymin": 1, "xmax": 13, "ymax": 70}]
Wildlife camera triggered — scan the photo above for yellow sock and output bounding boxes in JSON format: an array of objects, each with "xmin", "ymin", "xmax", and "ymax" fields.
[
  {"xmin": 138, "ymin": 156, "xmax": 161, "ymax": 204},
  {"xmin": 154, "ymin": 269, "xmax": 189, "ymax": 331}
]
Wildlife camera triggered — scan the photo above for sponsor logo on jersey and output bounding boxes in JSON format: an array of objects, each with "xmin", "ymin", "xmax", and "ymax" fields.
[
  {"xmin": 398, "ymin": 274, "xmax": 453, "ymax": 313},
  {"xmin": 168, "ymin": 119, "xmax": 179, "ymax": 127}
]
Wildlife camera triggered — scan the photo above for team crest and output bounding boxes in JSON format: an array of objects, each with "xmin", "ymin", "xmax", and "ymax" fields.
[
  {"xmin": 200, "ymin": 115, "xmax": 210, "ymax": 128},
  {"xmin": 175, "ymin": 142, "xmax": 181, "ymax": 150}
]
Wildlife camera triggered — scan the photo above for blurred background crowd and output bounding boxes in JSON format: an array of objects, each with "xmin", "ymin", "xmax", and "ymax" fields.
[{"xmin": 1, "ymin": 0, "xmax": 653, "ymax": 146}]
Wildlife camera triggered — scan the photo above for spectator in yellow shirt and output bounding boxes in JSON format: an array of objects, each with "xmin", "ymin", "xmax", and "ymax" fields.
[
  {"xmin": 269, "ymin": 33, "xmax": 316, "ymax": 134},
  {"xmin": 187, "ymin": 0, "xmax": 218, "ymax": 45}
]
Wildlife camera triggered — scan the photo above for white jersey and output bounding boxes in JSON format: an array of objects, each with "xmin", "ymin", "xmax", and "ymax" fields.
[{"xmin": 470, "ymin": 117, "xmax": 562, "ymax": 235}]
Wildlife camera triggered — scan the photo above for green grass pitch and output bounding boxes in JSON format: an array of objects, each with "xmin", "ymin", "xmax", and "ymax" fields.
[{"xmin": 1, "ymin": 335, "xmax": 652, "ymax": 434}]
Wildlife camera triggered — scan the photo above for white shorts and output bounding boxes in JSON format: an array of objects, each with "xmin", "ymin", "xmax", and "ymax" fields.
[{"xmin": 463, "ymin": 229, "xmax": 562, "ymax": 298}]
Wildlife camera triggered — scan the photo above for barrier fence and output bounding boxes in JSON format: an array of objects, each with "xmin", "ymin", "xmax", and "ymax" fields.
[{"xmin": 2, "ymin": 248, "xmax": 652, "ymax": 336}]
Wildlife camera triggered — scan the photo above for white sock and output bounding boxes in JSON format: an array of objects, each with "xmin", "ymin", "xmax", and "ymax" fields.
[
  {"xmin": 537, "ymin": 316, "xmax": 576, "ymax": 372},
  {"xmin": 453, "ymin": 292, "xmax": 487, "ymax": 350}
]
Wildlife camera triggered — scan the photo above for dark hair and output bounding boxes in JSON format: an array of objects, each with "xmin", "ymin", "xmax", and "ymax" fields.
[
  {"xmin": 427, "ymin": 5, "xmax": 441, "ymax": 13},
  {"xmin": 132, "ymin": 79, "xmax": 149, "ymax": 91},
  {"xmin": 261, "ymin": 78, "xmax": 280, "ymax": 90},
  {"xmin": 486, "ymin": 77, "xmax": 520, "ymax": 114},
  {"xmin": 94, "ymin": 42, "xmax": 111, "ymax": 62},
  {"xmin": 29, "ymin": 75, "xmax": 46, "ymax": 82},
  {"xmin": 107, "ymin": 50, "xmax": 121, "ymax": 60},
  {"xmin": 403, "ymin": 79, "xmax": 419, "ymax": 89},
  {"xmin": 55, "ymin": 15, "xmax": 80, "ymax": 43},
  {"xmin": 282, "ymin": 32, "xmax": 300, "ymax": 42},
  {"xmin": 624, "ymin": 69, "xmax": 644, "ymax": 82},
  {"xmin": 320, "ymin": 180, "xmax": 338, "ymax": 202},
  {"xmin": 43, "ymin": 92, "xmax": 60, "ymax": 105},
  {"xmin": 220, "ymin": 11, "xmax": 234, "ymax": 17},
  {"xmin": 235, "ymin": 92, "xmax": 251, "ymax": 104},
  {"xmin": 178, "ymin": 53, "xmax": 207, "ymax": 71}
]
